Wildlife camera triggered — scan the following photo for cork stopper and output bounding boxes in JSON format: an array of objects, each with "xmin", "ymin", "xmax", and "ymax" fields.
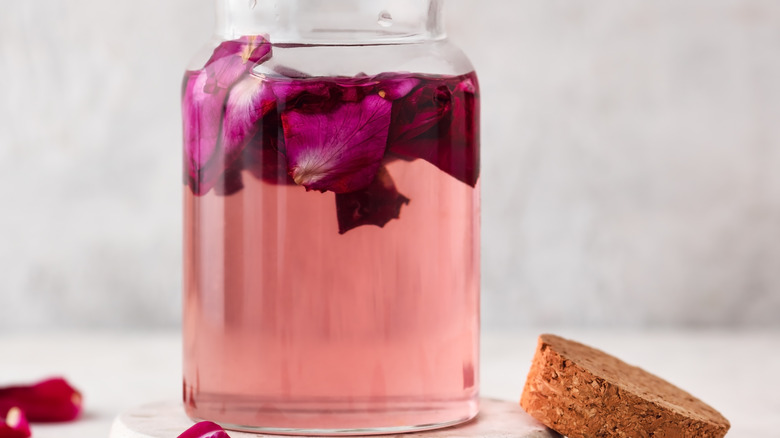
[{"xmin": 520, "ymin": 334, "xmax": 730, "ymax": 438}]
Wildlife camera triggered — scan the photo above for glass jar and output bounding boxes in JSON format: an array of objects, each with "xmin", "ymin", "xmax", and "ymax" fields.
[{"xmin": 182, "ymin": 0, "xmax": 480, "ymax": 434}]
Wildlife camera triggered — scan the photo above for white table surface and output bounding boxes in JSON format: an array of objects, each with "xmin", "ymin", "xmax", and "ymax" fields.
[{"xmin": 0, "ymin": 329, "xmax": 777, "ymax": 437}]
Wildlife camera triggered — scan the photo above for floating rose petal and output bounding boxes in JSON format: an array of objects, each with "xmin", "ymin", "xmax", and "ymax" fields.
[
  {"xmin": 388, "ymin": 81, "xmax": 452, "ymax": 143},
  {"xmin": 244, "ymin": 142, "xmax": 296, "ymax": 186},
  {"xmin": 272, "ymin": 79, "xmax": 346, "ymax": 114},
  {"xmin": 388, "ymin": 72, "xmax": 480, "ymax": 186},
  {"xmin": 202, "ymin": 35, "xmax": 272, "ymax": 93},
  {"xmin": 222, "ymin": 75, "xmax": 274, "ymax": 160},
  {"xmin": 271, "ymin": 73, "xmax": 415, "ymax": 115},
  {"xmin": 177, "ymin": 421, "xmax": 230, "ymax": 438},
  {"xmin": 0, "ymin": 378, "xmax": 82, "ymax": 423},
  {"xmin": 335, "ymin": 166, "xmax": 410, "ymax": 234},
  {"xmin": 183, "ymin": 35, "xmax": 272, "ymax": 195},
  {"xmin": 282, "ymin": 94, "xmax": 392, "ymax": 193},
  {"xmin": 0, "ymin": 408, "xmax": 31, "ymax": 438},
  {"xmin": 373, "ymin": 73, "xmax": 420, "ymax": 100}
]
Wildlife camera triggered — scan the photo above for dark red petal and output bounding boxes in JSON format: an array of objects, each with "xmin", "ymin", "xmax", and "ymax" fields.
[
  {"xmin": 244, "ymin": 142, "xmax": 296, "ymax": 186},
  {"xmin": 0, "ymin": 408, "xmax": 31, "ymax": 438},
  {"xmin": 212, "ymin": 157, "xmax": 244, "ymax": 196},
  {"xmin": 388, "ymin": 72, "xmax": 480, "ymax": 186},
  {"xmin": 0, "ymin": 378, "xmax": 82, "ymax": 423},
  {"xmin": 240, "ymin": 106, "xmax": 296, "ymax": 185},
  {"xmin": 177, "ymin": 421, "xmax": 230, "ymax": 438},
  {"xmin": 282, "ymin": 94, "xmax": 392, "ymax": 193},
  {"xmin": 388, "ymin": 82, "xmax": 451, "ymax": 144},
  {"xmin": 271, "ymin": 79, "xmax": 342, "ymax": 113},
  {"xmin": 335, "ymin": 166, "xmax": 410, "ymax": 234}
]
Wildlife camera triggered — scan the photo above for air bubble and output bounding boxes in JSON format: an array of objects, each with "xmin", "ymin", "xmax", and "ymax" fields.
[{"xmin": 377, "ymin": 10, "xmax": 393, "ymax": 27}]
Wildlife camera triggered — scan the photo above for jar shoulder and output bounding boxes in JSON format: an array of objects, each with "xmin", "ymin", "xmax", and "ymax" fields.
[{"xmin": 186, "ymin": 38, "xmax": 475, "ymax": 77}]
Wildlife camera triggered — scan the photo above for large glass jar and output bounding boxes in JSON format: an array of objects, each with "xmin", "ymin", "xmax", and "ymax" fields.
[{"xmin": 182, "ymin": 0, "xmax": 480, "ymax": 434}]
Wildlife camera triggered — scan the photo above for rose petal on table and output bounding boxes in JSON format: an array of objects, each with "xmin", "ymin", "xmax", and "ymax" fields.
[
  {"xmin": 335, "ymin": 166, "xmax": 410, "ymax": 234},
  {"xmin": 0, "ymin": 378, "xmax": 82, "ymax": 423},
  {"xmin": 177, "ymin": 421, "xmax": 230, "ymax": 438},
  {"xmin": 282, "ymin": 94, "xmax": 392, "ymax": 193},
  {"xmin": 183, "ymin": 35, "xmax": 272, "ymax": 195},
  {"xmin": 0, "ymin": 408, "xmax": 31, "ymax": 438}
]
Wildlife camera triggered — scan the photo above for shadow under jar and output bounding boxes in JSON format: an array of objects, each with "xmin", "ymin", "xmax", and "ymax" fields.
[{"xmin": 182, "ymin": 0, "xmax": 480, "ymax": 434}]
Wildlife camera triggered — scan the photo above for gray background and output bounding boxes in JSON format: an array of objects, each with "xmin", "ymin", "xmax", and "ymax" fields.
[{"xmin": 1, "ymin": 1, "xmax": 779, "ymax": 330}]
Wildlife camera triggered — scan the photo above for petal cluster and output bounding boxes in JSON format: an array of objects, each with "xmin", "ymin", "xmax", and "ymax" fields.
[{"xmin": 182, "ymin": 35, "xmax": 479, "ymax": 233}]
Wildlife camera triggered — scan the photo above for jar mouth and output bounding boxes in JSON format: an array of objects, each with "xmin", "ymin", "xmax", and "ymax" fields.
[{"xmin": 215, "ymin": 0, "xmax": 445, "ymax": 45}]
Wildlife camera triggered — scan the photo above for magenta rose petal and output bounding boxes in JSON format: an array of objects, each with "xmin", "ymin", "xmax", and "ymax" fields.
[
  {"xmin": 183, "ymin": 35, "xmax": 272, "ymax": 195},
  {"xmin": 221, "ymin": 75, "xmax": 275, "ymax": 163},
  {"xmin": 177, "ymin": 421, "xmax": 231, "ymax": 438},
  {"xmin": 202, "ymin": 35, "xmax": 272, "ymax": 92},
  {"xmin": 335, "ymin": 166, "xmax": 410, "ymax": 234},
  {"xmin": 282, "ymin": 94, "xmax": 392, "ymax": 193},
  {"xmin": 182, "ymin": 69, "xmax": 223, "ymax": 195},
  {"xmin": 0, "ymin": 378, "xmax": 82, "ymax": 423},
  {"xmin": 0, "ymin": 408, "xmax": 31, "ymax": 438},
  {"xmin": 374, "ymin": 73, "xmax": 419, "ymax": 100}
]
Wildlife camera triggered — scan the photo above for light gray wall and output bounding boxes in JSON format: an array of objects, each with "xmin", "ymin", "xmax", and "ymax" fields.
[{"xmin": 1, "ymin": 1, "xmax": 779, "ymax": 330}]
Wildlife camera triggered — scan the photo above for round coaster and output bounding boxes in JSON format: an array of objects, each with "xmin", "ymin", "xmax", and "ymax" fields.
[{"xmin": 109, "ymin": 398, "xmax": 559, "ymax": 438}]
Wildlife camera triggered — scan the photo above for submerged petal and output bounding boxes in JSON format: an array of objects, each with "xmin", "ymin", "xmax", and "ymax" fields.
[
  {"xmin": 388, "ymin": 73, "xmax": 480, "ymax": 186},
  {"xmin": 182, "ymin": 69, "xmax": 223, "ymax": 193},
  {"xmin": 282, "ymin": 94, "xmax": 392, "ymax": 193},
  {"xmin": 242, "ymin": 107, "xmax": 297, "ymax": 185},
  {"xmin": 335, "ymin": 166, "xmax": 410, "ymax": 234},
  {"xmin": 0, "ymin": 378, "xmax": 82, "ymax": 423},
  {"xmin": 177, "ymin": 421, "xmax": 230, "ymax": 438}
]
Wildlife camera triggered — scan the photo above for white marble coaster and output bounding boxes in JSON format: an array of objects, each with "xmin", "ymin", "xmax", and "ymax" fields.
[{"xmin": 109, "ymin": 398, "xmax": 559, "ymax": 438}]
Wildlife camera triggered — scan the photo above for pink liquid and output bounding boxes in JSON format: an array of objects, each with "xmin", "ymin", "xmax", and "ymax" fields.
[{"xmin": 183, "ymin": 158, "xmax": 480, "ymax": 433}]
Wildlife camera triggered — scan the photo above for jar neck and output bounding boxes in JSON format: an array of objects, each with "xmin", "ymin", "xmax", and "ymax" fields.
[{"xmin": 215, "ymin": 0, "xmax": 445, "ymax": 44}]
